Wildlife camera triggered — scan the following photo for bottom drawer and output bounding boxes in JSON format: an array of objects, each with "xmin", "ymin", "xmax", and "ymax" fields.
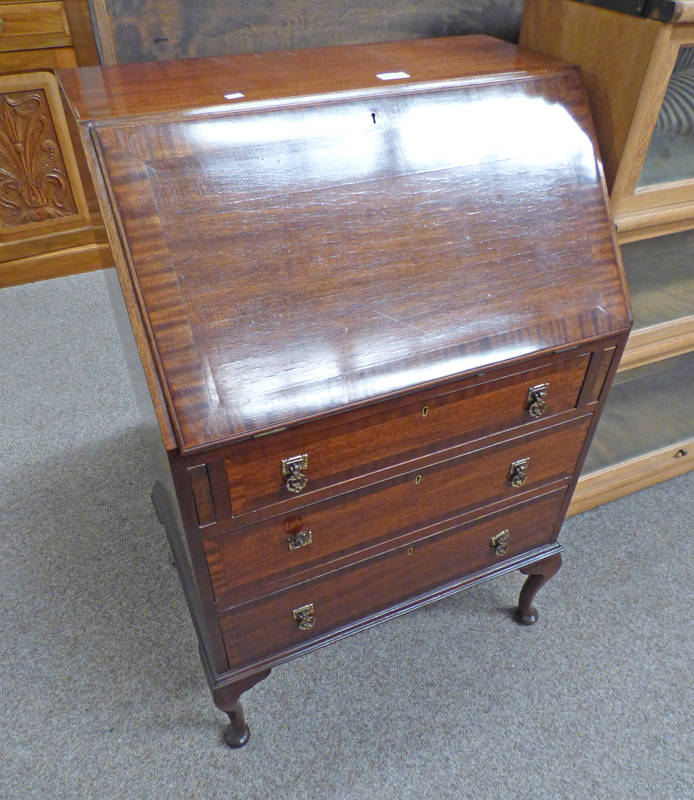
[{"xmin": 220, "ymin": 487, "xmax": 567, "ymax": 669}]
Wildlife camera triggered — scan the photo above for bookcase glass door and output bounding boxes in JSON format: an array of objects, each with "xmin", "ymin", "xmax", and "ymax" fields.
[{"xmin": 638, "ymin": 45, "xmax": 694, "ymax": 187}]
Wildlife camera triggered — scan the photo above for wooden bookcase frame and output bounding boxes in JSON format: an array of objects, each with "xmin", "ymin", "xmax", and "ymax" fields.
[{"xmin": 521, "ymin": 0, "xmax": 694, "ymax": 513}]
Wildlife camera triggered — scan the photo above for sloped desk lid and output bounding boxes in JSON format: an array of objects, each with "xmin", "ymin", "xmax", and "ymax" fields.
[{"xmin": 60, "ymin": 36, "xmax": 630, "ymax": 454}]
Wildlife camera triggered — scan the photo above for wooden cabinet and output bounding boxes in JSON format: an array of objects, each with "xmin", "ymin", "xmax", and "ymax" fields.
[
  {"xmin": 0, "ymin": 2, "xmax": 71, "ymax": 51},
  {"xmin": 58, "ymin": 36, "xmax": 630, "ymax": 747},
  {"xmin": 0, "ymin": 0, "xmax": 111, "ymax": 287},
  {"xmin": 521, "ymin": 0, "xmax": 694, "ymax": 514}
]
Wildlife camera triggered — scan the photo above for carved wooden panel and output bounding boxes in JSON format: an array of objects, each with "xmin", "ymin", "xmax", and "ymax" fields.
[
  {"xmin": 0, "ymin": 72, "xmax": 87, "ymax": 238},
  {"xmin": 0, "ymin": 88, "xmax": 77, "ymax": 227}
]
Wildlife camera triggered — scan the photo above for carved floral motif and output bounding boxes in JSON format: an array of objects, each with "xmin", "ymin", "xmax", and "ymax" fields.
[{"xmin": 0, "ymin": 89, "xmax": 77, "ymax": 228}]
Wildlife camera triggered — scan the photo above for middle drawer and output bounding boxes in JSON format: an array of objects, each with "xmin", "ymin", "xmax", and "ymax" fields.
[{"xmin": 205, "ymin": 414, "xmax": 590, "ymax": 606}]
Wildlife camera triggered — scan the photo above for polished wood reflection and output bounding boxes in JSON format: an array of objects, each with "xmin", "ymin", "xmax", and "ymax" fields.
[
  {"xmin": 60, "ymin": 37, "xmax": 631, "ymax": 748},
  {"xmin": 62, "ymin": 37, "xmax": 629, "ymax": 453},
  {"xmin": 59, "ymin": 35, "xmax": 567, "ymax": 121}
]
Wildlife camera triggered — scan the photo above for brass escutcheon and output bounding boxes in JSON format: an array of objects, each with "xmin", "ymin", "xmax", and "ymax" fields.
[
  {"xmin": 281, "ymin": 453, "xmax": 308, "ymax": 494},
  {"xmin": 490, "ymin": 529, "xmax": 511, "ymax": 556},
  {"xmin": 526, "ymin": 382, "xmax": 549, "ymax": 418},
  {"xmin": 509, "ymin": 457, "xmax": 530, "ymax": 488},
  {"xmin": 287, "ymin": 529, "xmax": 313, "ymax": 551},
  {"xmin": 422, "ymin": 406, "xmax": 429, "ymax": 417},
  {"xmin": 292, "ymin": 603, "xmax": 315, "ymax": 631}
]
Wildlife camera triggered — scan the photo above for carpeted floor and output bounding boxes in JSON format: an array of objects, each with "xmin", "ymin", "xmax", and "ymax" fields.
[{"xmin": 2, "ymin": 270, "xmax": 693, "ymax": 800}]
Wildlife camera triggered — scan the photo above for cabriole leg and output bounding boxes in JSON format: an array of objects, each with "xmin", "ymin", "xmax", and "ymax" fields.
[
  {"xmin": 223, "ymin": 699, "xmax": 249, "ymax": 748},
  {"xmin": 213, "ymin": 669, "xmax": 271, "ymax": 748},
  {"xmin": 514, "ymin": 553, "xmax": 562, "ymax": 626}
]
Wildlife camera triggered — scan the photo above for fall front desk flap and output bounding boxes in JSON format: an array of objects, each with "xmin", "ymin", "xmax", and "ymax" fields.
[{"xmin": 59, "ymin": 36, "xmax": 631, "ymax": 454}]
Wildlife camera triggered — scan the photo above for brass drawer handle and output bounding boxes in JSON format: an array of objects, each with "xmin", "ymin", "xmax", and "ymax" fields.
[
  {"xmin": 292, "ymin": 603, "xmax": 315, "ymax": 631},
  {"xmin": 490, "ymin": 529, "xmax": 511, "ymax": 556},
  {"xmin": 509, "ymin": 457, "xmax": 530, "ymax": 488},
  {"xmin": 288, "ymin": 528, "xmax": 313, "ymax": 551},
  {"xmin": 281, "ymin": 453, "xmax": 308, "ymax": 494},
  {"xmin": 526, "ymin": 382, "xmax": 549, "ymax": 418}
]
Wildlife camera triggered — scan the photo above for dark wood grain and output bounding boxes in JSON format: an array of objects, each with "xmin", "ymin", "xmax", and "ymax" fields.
[
  {"xmin": 205, "ymin": 415, "xmax": 591, "ymax": 607},
  {"xmin": 578, "ymin": 345, "xmax": 617, "ymax": 406},
  {"xmin": 62, "ymin": 40, "xmax": 629, "ymax": 453},
  {"xmin": 61, "ymin": 37, "xmax": 632, "ymax": 746},
  {"xmin": 514, "ymin": 553, "xmax": 563, "ymax": 625},
  {"xmin": 187, "ymin": 464, "xmax": 215, "ymax": 526},
  {"xmin": 212, "ymin": 668, "xmax": 271, "ymax": 749},
  {"xmin": 219, "ymin": 352, "xmax": 590, "ymax": 517},
  {"xmin": 151, "ymin": 478, "xmax": 228, "ymax": 672},
  {"xmin": 220, "ymin": 489, "xmax": 566, "ymax": 669},
  {"xmin": 59, "ymin": 35, "xmax": 562, "ymax": 121}
]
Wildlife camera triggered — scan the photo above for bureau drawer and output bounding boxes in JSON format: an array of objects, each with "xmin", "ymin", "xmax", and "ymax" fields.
[
  {"xmin": 206, "ymin": 415, "xmax": 590, "ymax": 605},
  {"xmin": 219, "ymin": 488, "xmax": 566, "ymax": 668},
  {"xmin": 0, "ymin": 3, "xmax": 70, "ymax": 52},
  {"xmin": 223, "ymin": 352, "xmax": 591, "ymax": 516}
]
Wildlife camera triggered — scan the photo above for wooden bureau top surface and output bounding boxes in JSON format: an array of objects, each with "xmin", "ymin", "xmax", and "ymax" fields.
[
  {"xmin": 60, "ymin": 36, "xmax": 569, "ymax": 122},
  {"xmin": 59, "ymin": 36, "xmax": 630, "ymax": 454}
]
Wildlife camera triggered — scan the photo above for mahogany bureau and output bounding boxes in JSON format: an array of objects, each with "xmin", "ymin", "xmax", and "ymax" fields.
[{"xmin": 57, "ymin": 35, "xmax": 631, "ymax": 748}]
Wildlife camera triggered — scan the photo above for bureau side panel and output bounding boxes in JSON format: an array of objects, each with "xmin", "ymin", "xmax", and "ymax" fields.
[
  {"xmin": 103, "ymin": 262, "xmax": 229, "ymax": 675},
  {"xmin": 77, "ymin": 118, "xmax": 230, "ymax": 675}
]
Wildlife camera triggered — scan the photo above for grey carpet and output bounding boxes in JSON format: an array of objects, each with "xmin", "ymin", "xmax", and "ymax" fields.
[{"xmin": 2, "ymin": 270, "xmax": 693, "ymax": 800}]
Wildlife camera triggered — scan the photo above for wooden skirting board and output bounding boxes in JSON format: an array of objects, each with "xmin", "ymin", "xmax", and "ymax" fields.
[{"xmin": 568, "ymin": 436, "xmax": 694, "ymax": 516}]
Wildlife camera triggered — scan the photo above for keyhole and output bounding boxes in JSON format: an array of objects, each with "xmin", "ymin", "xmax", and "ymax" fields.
[
  {"xmin": 371, "ymin": 112, "xmax": 377, "ymax": 124},
  {"xmin": 407, "ymin": 547, "xmax": 414, "ymax": 556},
  {"xmin": 415, "ymin": 475, "xmax": 422, "ymax": 485},
  {"xmin": 422, "ymin": 406, "xmax": 429, "ymax": 417}
]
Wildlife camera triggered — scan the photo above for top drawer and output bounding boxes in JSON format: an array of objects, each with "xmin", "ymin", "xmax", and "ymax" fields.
[
  {"xmin": 220, "ymin": 351, "xmax": 590, "ymax": 518},
  {"xmin": 0, "ymin": 3, "xmax": 70, "ymax": 52}
]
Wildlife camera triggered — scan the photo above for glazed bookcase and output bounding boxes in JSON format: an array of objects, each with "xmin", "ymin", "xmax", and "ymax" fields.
[{"xmin": 521, "ymin": 0, "xmax": 694, "ymax": 513}]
